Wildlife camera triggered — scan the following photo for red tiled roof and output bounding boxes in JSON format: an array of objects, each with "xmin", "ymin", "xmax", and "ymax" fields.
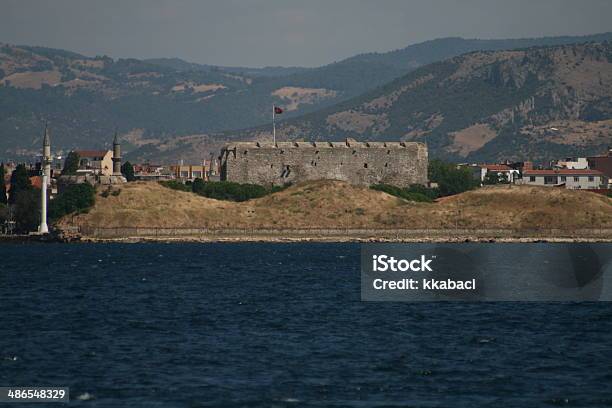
[
  {"xmin": 75, "ymin": 150, "xmax": 109, "ymax": 158},
  {"xmin": 29, "ymin": 176, "xmax": 42, "ymax": 189},
  {"xmin": 484, "ymin": 164, "xmax": 512, "ymax": 171},
  {"xmin": 523, "ymin": 169, "xmax": 604, "ymax": 176}
]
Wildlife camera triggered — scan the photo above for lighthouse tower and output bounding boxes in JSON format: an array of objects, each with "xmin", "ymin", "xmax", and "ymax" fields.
[{"xmin": 39, "ymin": 125, "xmax": 51, "ymax": 234}]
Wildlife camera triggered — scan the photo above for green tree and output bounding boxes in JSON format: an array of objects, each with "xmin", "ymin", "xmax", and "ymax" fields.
[
  {"xmin": 0, "ymin": 164, "xmax": 7, "ymax": 204},
  {"xmin": 62, "ymin": 151, "xmax": 80, "ymax": 175},
  {"xmin": 13, "ymin": 189, "xmax": 40, "ymax": 233},
  {"xmin": 49, "ymin": 183, "xmax": 96, "ymax": 221},
  {"xmin": 428, "ymin": 159, "xmax": 478, "ymax": 197},
  {"xmin": 483, "ymin": 172, "xmax": 509, "ymax": 185},
  {"xmin": 0, "ymin": 203, "xmax": 8, "ymax": 224},
  {"xmin": 121, "ymin": 161, "xmax": 136, "ymax": 182},
  {"xmin": 9, "ymin": 164, "xmax": 32, "ymax": 204}
]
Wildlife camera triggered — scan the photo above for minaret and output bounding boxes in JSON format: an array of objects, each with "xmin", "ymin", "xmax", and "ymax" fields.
[
  {"xmin": 39, "ymin": 125, "xmax": 51, "ymax": 234},
  {"xmin": 112, "ymin": 131, "xmax": 122, "ymax": 176}
]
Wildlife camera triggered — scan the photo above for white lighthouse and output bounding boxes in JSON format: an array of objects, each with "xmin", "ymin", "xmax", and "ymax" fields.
[{"xmin": 39, "ymin": 125, "xmax": 51, "ymax": 234}]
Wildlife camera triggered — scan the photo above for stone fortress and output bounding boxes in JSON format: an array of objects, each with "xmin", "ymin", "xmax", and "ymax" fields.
[{"xmin": 220, "ymin": 139, "xmax": 428, "ymax": 187}]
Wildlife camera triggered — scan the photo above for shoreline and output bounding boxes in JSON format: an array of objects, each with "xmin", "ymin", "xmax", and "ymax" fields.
[
  {"xmin": 4, "ymin": 228, "xmax": 612, "ymax": 244},
  {"xmin": 78, "ymin": 236, "xmax": 612, "ymax": 243},
  {"xmin": 55, "ymin": 227, "xmax": 612, "ymax": 243}
]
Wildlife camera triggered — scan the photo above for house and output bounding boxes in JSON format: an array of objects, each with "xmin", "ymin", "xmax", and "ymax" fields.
[
  {"xmin": 75, "ymin": 150, "xmax": 114, "ymax": 176},
  {"xmin": 133, "ymin": 163, "xmax": 173, "ymax": 181},
  {"xmin": 170, "ymin": 164, "xmax": 206, "ymax": 181},
  {"xmin": 462, "ymin": 163, "xmax": 520, "ymax": 184},
  {"xmin": 521, "ymin": 169, "xmax": 607, "ymax": 189},
  {"xmin": 480, "ymin": 164, "xmax": 520, "ymax": 183},
  {"xmin": 587, "ymin": 148, "xmax": 612, "ymax": 188},
  {"xmin": 551, "ymin": 157, "xmax": 589, "ymax": 170}
]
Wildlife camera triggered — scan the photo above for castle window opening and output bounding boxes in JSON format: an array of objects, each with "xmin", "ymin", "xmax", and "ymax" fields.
[
  {"xmin": 364, "ymin": 163, "xmax": 368, "ymax": 168},
  {"xmin": 280, "ymin": 165, "xmax": 291, "ymax": 178}
]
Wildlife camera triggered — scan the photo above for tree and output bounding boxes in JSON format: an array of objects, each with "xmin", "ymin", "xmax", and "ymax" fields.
[
  {"xmin": 9, "ymin": 164, "xmax": 32, "ymax": 204},
  {"xmin": 12, "ymin": 189, "xmax": 40, "ymax": 233},
  {"xmin": 62, "ymin": 151, "xmax": 80, "ymax": 175},
  {"xmin": 0, "ymin": 203, "xmax": 8, "ymax": 225},
  {"xmin": 0, "ymin": 164, "xmax": 7, "ymax": 204},
  {"xmin": 121, "ymin": 161, "xmax": 136, "ymax": 182},
  {"xmin": 49, "ymin": 183, "xmax": 96, "ymax": 221},
  {"xmin": 483, "ymin": 171, "xmax": 509, "ymax": 185},
  {"xmin": 428, "ymin": 159, "xmax": 478, "ymax": 197}
]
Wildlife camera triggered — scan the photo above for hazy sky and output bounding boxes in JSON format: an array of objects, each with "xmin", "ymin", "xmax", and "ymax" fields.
[{"xmin": 1, "ymin": 0, "xmax": 611, "ymax": 67}]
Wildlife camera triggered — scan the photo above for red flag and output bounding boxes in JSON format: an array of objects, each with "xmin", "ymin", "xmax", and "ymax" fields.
[{"xmin": 274, "ymin": 106, "xmax": 284, "ymax": 114}]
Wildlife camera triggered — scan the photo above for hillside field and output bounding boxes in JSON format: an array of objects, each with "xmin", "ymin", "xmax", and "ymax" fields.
[{"xmin": 57, "ymin": 180, "xmax": 612, "ymax": 236}]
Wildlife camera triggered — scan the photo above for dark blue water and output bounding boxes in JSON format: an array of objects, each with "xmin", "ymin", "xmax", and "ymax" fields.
[{"xmin": 1, "ymin": 243, "xmax": 612, "ymax": 407}]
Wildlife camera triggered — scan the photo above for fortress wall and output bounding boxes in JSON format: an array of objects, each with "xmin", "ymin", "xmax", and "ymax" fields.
[{"xmin": 220, "ymin": 140, "xmax": 428, "ymax": 187}]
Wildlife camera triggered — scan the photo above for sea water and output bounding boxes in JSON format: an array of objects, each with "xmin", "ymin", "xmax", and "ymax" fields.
[{"xmin": 1, "ymin": 243, "xmax": 611, "ymax": 407}]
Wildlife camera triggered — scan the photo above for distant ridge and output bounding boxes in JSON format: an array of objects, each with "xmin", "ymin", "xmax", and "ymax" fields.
[
  {"xmin": 0, "ymin": 32, "xmax": 611, "ymax": 161},
  {"xmin": 235, "ymin": 41, "xmax": 612, "ymax": 164}
]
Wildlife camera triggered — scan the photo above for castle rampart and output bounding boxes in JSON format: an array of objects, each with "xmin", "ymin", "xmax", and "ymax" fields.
[{"xmin": 220, "ymin": 139, "xmax": 428, "ymax": 187}]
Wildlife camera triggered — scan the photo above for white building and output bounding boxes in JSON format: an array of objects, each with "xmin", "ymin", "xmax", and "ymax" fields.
[
  {"xmin": 552, "ymin": 157, "xmax": 589, "ymax": 170},
  {"xmin": 479, "ymin": 164, "xmax": 520, "ymax": 184},
  {"xmin": 522, "ymin": 169, "xmax": 606, "ymax": 189}
]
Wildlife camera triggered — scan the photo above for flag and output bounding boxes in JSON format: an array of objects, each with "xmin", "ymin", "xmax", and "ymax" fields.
[{"xmin": 274, "ymin": 106, "xmax": 284, "ymax": 114}]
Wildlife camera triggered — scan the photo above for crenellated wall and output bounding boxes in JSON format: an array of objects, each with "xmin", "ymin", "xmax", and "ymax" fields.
[{"xmin": 220, "ymin": 139, "xmax": 428, "ymax": 187}]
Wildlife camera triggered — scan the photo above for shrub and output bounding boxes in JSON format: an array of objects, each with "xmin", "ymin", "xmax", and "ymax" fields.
[
  {"xmin": 371, "ymin": 184, "xmax": 434, "ymax": 202},
  {"xmin": 159, "ymin": 180, "xmax": 191, "ymax": 192},
  {"xmin": 162, "ymin": 179, "xmax": 290, "ymax": 202},
  {"xmin": 483, "ymin": 172, "xmax": 510, "ymax": 185},
  {"xmin": 192, "ymin": 180, "xmax": 270, "ymax": 202}
]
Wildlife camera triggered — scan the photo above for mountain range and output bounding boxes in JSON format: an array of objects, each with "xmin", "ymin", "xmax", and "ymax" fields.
[
  {"xmin": 0, "ymin": 32, "xmax": 611, "ymax": 163},
  {"xmin": 239, "ymin": 41, "xmax": 612, "ymax": 163}
]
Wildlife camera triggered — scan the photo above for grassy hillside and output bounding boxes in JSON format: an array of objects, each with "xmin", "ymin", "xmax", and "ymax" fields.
[
  {"xmin": 58, "ymin": 180, "xmax": 612, "ymax": 232},
  {"xmin": 1, "ymin": 32, "xmax": 611, "ymax": 162}
]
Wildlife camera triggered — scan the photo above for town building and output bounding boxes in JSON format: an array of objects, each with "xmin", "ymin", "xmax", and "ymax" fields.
[
  {"xmin": 468, "ymin": 164, "xmax": 520, "ymax": 184},
  {"xmin": 551, "ymin": 157, "xmax": 589, "ymax": 170},
  {"xmin": 60, "ymin": 134, "xmax": 126, "ymax": 188},
  {"xmin": 75, "ymin": 150, "xmax": 114, "ymax": 176},
  {"xmin": 170, "ymin": 164, "xmax": 206, "ymax": 181},
  {"xmin": 133, "ymin": 163, "xmax": 174, "ymax": 181},
  {"xmin": 521, "ymin": 169, "xmax": 607, "ymax": 189},
  {"xmin": 587, "ymin": 148, "xmax": 612, "ymax": 188}
]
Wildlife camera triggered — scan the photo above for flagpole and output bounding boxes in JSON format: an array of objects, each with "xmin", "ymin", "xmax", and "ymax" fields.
[{"xmin": 272, "ymin": 104, "xmax": 276, "ymax": 145}]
